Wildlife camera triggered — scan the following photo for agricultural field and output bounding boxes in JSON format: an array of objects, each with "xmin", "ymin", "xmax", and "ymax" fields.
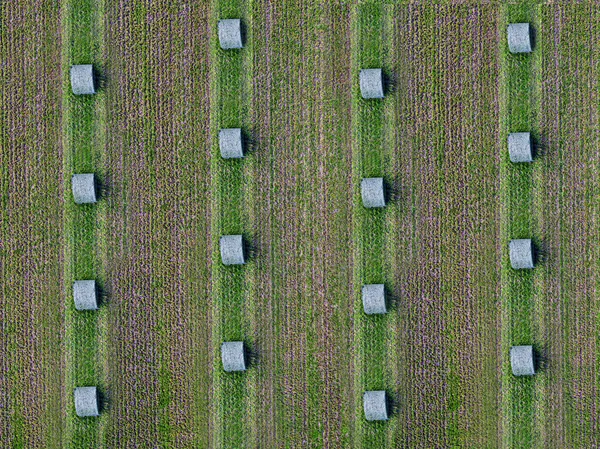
[{"xmin": 1, "ymin": 1, "xmax": 599, "ymax": 448}]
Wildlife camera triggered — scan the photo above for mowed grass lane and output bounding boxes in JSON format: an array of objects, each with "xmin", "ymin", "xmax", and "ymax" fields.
[
  {"xmin": 103, "ymin": 1, "xmax": 212, "ymax": 446},
  {"xmin": 209, "ymin": 0, "xmax": 255, "ymax": 446},
  {"xmin": 61, "ymin": 0, "xmax": 107, "ymax": 445},
  {"xmin": 499, "ymin": 3, "xmax": 540, "ymax": 447},
  {"xmin": 386, "ymin": 5, "xmax": 502, "ymax": 448},
  {"xmin": 536, "ymin": 5, "xmax": 600, "ymax": 448},
  {"xmin": 0, "ymin": 1, "xmax": 64, "ymax": 447}
]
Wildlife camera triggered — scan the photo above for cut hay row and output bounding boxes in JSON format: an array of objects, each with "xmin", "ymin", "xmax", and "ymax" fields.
[
  {"xmin": 102, "ymin": 1, "xmax": 213, "ymax": 446},
  {"xmin": 499, "ymin": 3, "xmax": 540, "ymax": 447},
  {"xmin": 209, "ymin": 0, "xmax": 255, "ymax": 446},
  {"xmin": 0, "ymin": 1, "xmax": 65, "ymax": 447},
  {"xmin": 61, "ymin": 0, "xmax": 108, "ymax": 445},
  {"xmin": 535, "ymin": 5, "xmax": 600, "ymax": 447}
]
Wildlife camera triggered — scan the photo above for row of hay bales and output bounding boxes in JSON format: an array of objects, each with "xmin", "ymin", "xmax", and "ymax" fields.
[
  {"xmin": 358, "ymin": 57, "xmax": 390, "ymax": 422},
  {"xmin": 69, "ymin": 65, "xmax": 101, "ymax": 417},
  {"xmin": 507, "ymin": 23, "xmax": 536, "ymax": 377},
  {"xmin": 217, "ymin": 19, "xmax": 248, "ymax": 375}
]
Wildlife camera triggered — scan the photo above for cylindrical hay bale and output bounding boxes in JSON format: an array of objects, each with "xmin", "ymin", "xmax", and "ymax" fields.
[
  {"xmin": 362, "ymin": 284, "xmax": 387, "ymax": 315},
  {"xmin": 361, "ymin": 178, "xmax": 386, "ymax": 208},
  {"xmin": 221, "ymin": 341, "xmax": 246, "ymax": 372},
  {"xmin": 507, "ymin": 23, "xmax": 532, "ymax": 53},
  {"xmin": 72, "ymin": 174, "xmax": 97, "ymax": 204},
  {"xmin": 363, "ymin": 391, "xmax": 388, "ymax": 421},
  {"xmin": 510, "ymin": 345, "xmax": 535, "ymax": 376},
  {"xmin": 73, "ymin": 280, "xmax": 98, "ymax": 311},
  {"xmin": 218, "ymin": 19, "xmax": 243, "ymax": 49},
  {"xmin": 359, "ymin": 69, "xmax": 384, "ymax": 99},
  {"xmin": 220, "ymin": 235, "xmax": 245, "ymax": 265},
  {"xmin": 219, "ymin": 128, "xmax": 244, "ymax": 159},
  {"xmin": 508, "ymin": 132, "xmax": 533, "ymax": 163},
  {"xmin": 74, "ymin": 386, "xmax": 99, "ymax": 417},
  {"xmin": 70, "ymin": 65, "xmax": 96, "ymax": 95},
  {"xmin": 509, "ymin": 239, "xmax": 534, "ymax": 269}
]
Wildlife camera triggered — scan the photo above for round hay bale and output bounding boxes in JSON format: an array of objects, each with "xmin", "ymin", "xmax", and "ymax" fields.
[
  {"xmin": 221, "ymin": 341, "xmax": 246, "ymax": 372},
  {"xmin": 74, "ymin": 386, "xmax": 99, "ymax": 417},
  {"xmin": 72, "ymin": 174, "xmax": 97, "ymax": 204},
  {"xmin": 361, "ymin": 178, "xmax": 386, "ymax": 208},
  {"xmin": 219, "ymin": 128, "xmax": 244, "ymax": 159},
  {"xmin": 510, "ymin": 345, "xmax": 535, "ymax": 376},
  {"xmin": 508, "ymin": 132, "xmax": 532, "ymax": 163},
  {"xmin": 218, "ymin": 19, "xmax": 243, "ymax": 49},
  {"xmin": 220, "ymin": 235, "xmax": 245, "ymax": 265},
  {"xmin": 509, "ymin": 239, "xmax": 534, "ymax": 269},
  {"xmin": 359, "ymin": 69, "xmax": 384, "ymax": 99},
  {"xmin": 73, "ymin": 280, "xmax": 98, "ymax": 311},
  {"xmin": 508, "ymin": 23, "xmax": 532, "ymax": 53},
  {"xmin": 362, "ymin": 284, "xmax": 387, "ymax": 315},
  {"xmin": 70, "ymin": 65, "xmax": 96, "ymax": 95},
  {"xmin": 363, "ymin": 390, "xmax": 388, "ymax": 421}
]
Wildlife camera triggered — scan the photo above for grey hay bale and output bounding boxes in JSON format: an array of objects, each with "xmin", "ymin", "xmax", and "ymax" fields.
[
  {"xmin": 70, "ymin": 65, "xmax": 96, "ymax": 95},
  {"xmin": 508, "ymin": 132, "xmax": 533, "ymax": 162},
  {"xmin": 72, "ymin": 174, "xmax": 97, "ymax": 204},
  {"xmin": 362, "ymin": 284, "xmax": 387, "ymax": 315},
  {"xmin": 510, "ymin": 345, "xmax": 535, "ymax": 376},
  {"xmin": 359, "ymin": 69, "xmax": 384, "ymax": 99},
  {"xmin": 74, "ymin": 387, "xmax": 99, "ymax": 417},
  {"xmin": 73, "ymin": 280, "xmax": 98, "ymax": 311},
  {"xmin": 363, "ymin": 391, "xmax": 388, "ymax": 421},
  {"xmin": 219, "ymin": 128, "xmax": 244, "ymax": 159},
  {"xmin": 361, "ymin": 178, "xmax": 386, "ymax": 208},
  {"xmin": 508, "ymin": 23, "xmax": 532, "ymax": 53},
  {"xmin": 221, "ymin": 341, "xmax": 246, "ymax": 372},
  {"xmin": 509, "ymin": 239, "xmax": 534, "ymax": 269},
  {"xmin": 220, "ymin": 235, "xmax": 245, "ymax": 265},
  {"xmin": 218, "ymin": 19, "xmax": 243, "ymax": 49}
]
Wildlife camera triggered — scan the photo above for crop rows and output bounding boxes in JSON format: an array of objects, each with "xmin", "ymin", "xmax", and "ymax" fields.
[
  {"xmin": 3, "ymin": 1, "xmax": 600, "ymax": 447},
  {"xmin": 100, "ymin": 0, "xmax": 213, "ymax": 446},
  {"xmin": 534, "ymin": 4, "xmax": 600, "ymax": 448},
  {"xmin": 0, "ymin": 1, "xmax": 64, "ymax": 447}
]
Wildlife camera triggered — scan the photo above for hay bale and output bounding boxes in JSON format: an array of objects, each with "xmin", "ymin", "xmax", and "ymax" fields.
[
  {"xmin": 72, "ymin": 174, "xmax": 97, "ymax": 204},
  {"xmin": 509, "ymin": 239, "xmax": 534, "ymax": 269},
  {"xmin": 74, "ymin": 386, "xmax": 99, "ymax": 417},
  {"xmin": 73, "ymin": 280, "xmax": 98, "ymax": 311},
  {"xmin": 508, "ymin": 23, "xmax": 532, "ymax": 53},
  {"xmin": 363, "ymin": 391, "xmax": 388, "ymax": 421},
  {"xmin": 220, "ymin": 235, "xmax": 245, "ymax": 265},
  {"xmin": 218, "ymin": 19, "xmax": 243, "ymax": 49},
  {"xmin": 221, "ymin": 341, "xmax": 246, "ymax": 372},
  {"xmin": 359, "ymin": 69, "xmax": 384, "ymax": 99},
  {"xmin": 362, "ymin": 284, "xmax": 387, "ymax": 315},
  {"xmin": 70, "ymin": 65, "xmax": 96, "ymax": 95},
  {"xmin": 510, "ymin": 345, "xmax": 535, "ymax": 376},
  {"xmin": 219, "ymin": 128, "xmax": 244, "ymax": 159},
  {"xmin": 508, "ymin": 132, "xmax": 533, "ymax": 163},
  {"xmin": 361, "ymin": 178, "xmax": 386, "ymax": 208}
]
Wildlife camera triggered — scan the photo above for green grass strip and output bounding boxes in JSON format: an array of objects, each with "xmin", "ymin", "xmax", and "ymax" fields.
[
  {"xmin": 61, "ymin": 0, "xmax": 107, "ymax": 446},
  {"xmin": 210, "ymin": 0, "xmax": 254, "ymax": 446},
  {"xmin": 351, "ymin": 3, "xmax": 391, "ymax": 447},
  {"xmin": 499, "ymin": 3, "xmax": 541, "ymax": 448}
]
